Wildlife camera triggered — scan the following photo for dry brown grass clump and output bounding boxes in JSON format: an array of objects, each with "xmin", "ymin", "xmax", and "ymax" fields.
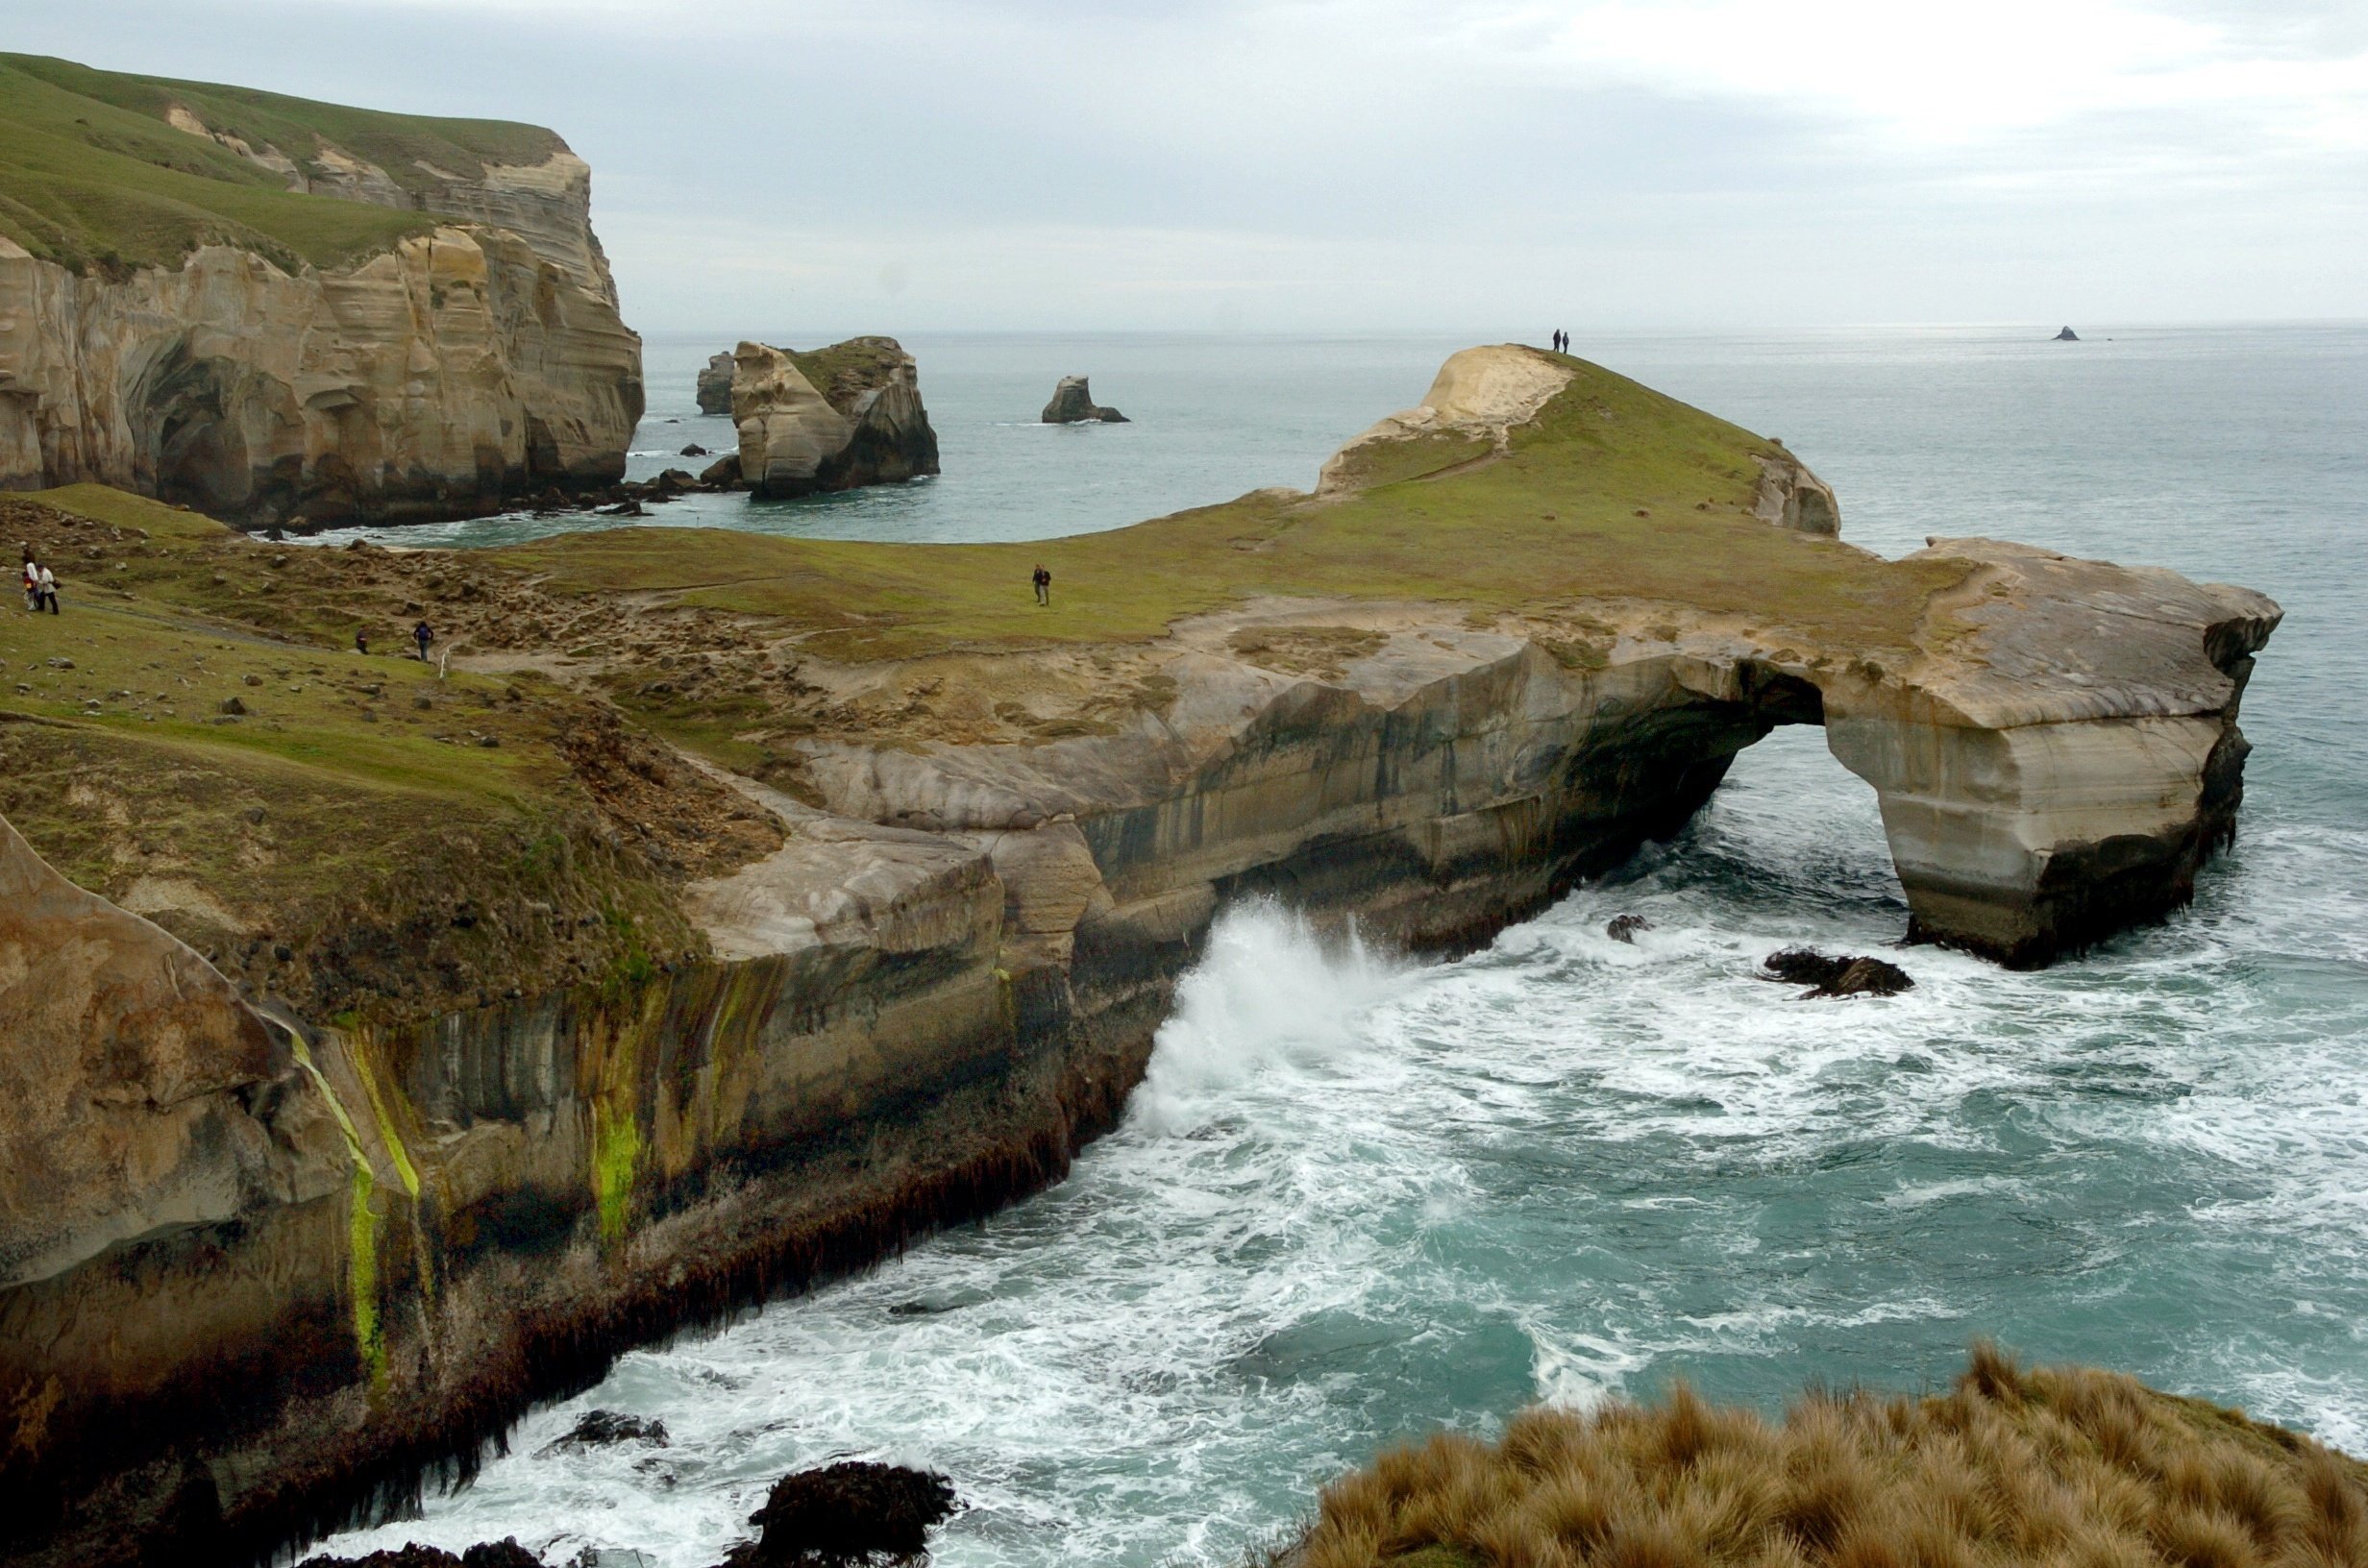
[{"xmin": 1291, "ymin": 1346, "xmax": 2368, "ymax": 1568}]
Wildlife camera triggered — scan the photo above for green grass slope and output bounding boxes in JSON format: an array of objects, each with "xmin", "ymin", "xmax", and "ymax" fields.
[
  {"xmin": 509, "ymin": 352, "xmax": 1964, "ymax": 664},
  {"xmin": 0, "ymin": 52, "xmax": 562, "ymax": 274}
]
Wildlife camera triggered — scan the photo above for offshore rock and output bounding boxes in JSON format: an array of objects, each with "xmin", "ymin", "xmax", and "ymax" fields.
[
  {"xmin": 1041, "ymin": 375, "xmax": 1127, "ymax": 424},
  {"xmin": 2056, "ymin": 326, "xmax": 2081, "ymax": 341},
  {"xmin": 0, "ymin": 146, "xmax": 643, "ymax": 528},
  {"xmin": 717, "ymin": 1461, "xmax": 958, "ymax": 1568},
  {"xmin": 732, "ymin": 338, "xmax": 940, "ymax": 499},
  {"xmin": 696, "ymin": 352, "xmax": 735, "ymax": 416},
  {"xmin": 1762, "ymin": 947, "xmax": 1914, "ymax": 997}
]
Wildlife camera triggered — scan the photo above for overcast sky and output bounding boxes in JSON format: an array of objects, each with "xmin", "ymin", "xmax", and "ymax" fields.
[{"xmin": 7, "ymin": 0, "xmax": 2365, "ymax": 333}]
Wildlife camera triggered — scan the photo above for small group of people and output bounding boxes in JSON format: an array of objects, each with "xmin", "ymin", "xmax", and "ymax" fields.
[
  {"xmin": 18, "ymin": 547, "xmax": 58, "ymax": 614},
  {"xmin": 1549, "ymin": 329, "xmax": 1571, "ymax": 354}
]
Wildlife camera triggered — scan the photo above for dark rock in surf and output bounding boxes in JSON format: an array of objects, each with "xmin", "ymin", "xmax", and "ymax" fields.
[
  {"xmin": 1042, "ymin": 375, "xmax": 1128, "ymax": 425},
  {"xmin": 697, "ymin": 352, "xmax": 736, "ymax": 416},
  {"xmin": 1606, "ymin": 914, "xmax": 1652, "ymax": 943},
  {"xmin": 714, "ymin": 1460, "xmax": 957, "ymax": 1568},
  {"xmin": 699, "ymin": 454, "xmax": 744, "ymax": 490},
  {"xmin": 295, "ymin": 1538, "xmax": 544, "ymax": 1568},
  {"xmin": 539, "ymin": 1409, "xmax": 671, "ymax": 1455},
  {"xmin": 679, "ymin": 444, "xmax": 710, "ymax": 457},
  {"xmin": 2054, "ymin": 326, "xmax": 2080, "ymax": 342},
  {"xmin": 1760, "ymin": 947, "xmax": 1913, "ymax": 998}
]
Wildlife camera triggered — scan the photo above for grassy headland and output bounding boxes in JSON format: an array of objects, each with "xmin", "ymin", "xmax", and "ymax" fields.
[
  {"xmin": 1287, "ymin": 1346, "xmax": 2368, "ymax": 1568},
  {"xmin": 2, "ymin": 347, "xmax": 1959, "ymax": 1015},
  {"xmin": 0, "ymin": 52, "xmax": 562, "ymax": 274}
]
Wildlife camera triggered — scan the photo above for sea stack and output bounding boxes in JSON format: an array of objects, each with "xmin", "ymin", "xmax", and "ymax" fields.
[
  {"xmin": 1042, "ymin": 376, "xmax": 1128, "ymax": 424},
  {"xmin": 731, "ymin": 336, "xmax": 941, "ymax": 499},
  {"xmin": 2055, "ymin": 326, "xmax": 2081, "ymax": 341},
  {"xmin": 696, "ymin": 352, "xmax": 735, "ymax": 415}
]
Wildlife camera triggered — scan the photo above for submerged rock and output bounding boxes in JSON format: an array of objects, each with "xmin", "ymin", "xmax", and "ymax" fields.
[
  {"xmin": 1761, "ymin": 947, "xmax": 1914, "ymax": 997},
  {"xmin": 715, "ymin": 1461, "xmax": 957, "ymax": 1568},
  {"xmin": 539, "ymin": 1409, "xmax": 670, "ymax": 1454},
  {"xmin": 1041, "ymin": 375, "xmax": 1127, "ymax": 424},
  {"xmin": 696, "ymin": 352, "xmax": 736, "ymax": 415},
  {"xmin": 296, "ymin": 1542, "xmax": 543, "ymax": 1568},
  {"xmin": 731, "ymin": 338, "xmax": 941, "ymax": 500}
]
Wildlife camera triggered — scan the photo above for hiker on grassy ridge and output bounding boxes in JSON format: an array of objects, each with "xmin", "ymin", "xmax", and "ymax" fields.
[
  {"xmin": 19, "ymin": 548, "xmax": 37, "ymax": 612},
  {"xmin": 1032, "ymin": 564, "xmax": 1051, "ymax": 607},
  {"xmin": 356, "ymin": 628, "xmax": 371, "ymax": 656},
  {"xmin": 413, "ymin": 620, "xmax": 433, "ymax": 661},
  {"xmin": 36, "ymin": 564, "xmax": 57, "ymax": 615}
]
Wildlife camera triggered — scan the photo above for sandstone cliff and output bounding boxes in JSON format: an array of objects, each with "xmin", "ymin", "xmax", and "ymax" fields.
[
  {"xmin": 730, "ymin": 337, "xmax": 940, "ymax": 499},
  {"xmin": 0, "ymin": 346, "xmax": 2279, "ymax": 1565},
  {"xmin": 696, "ymin": 351, "xmax": 735, "ymax": 416},
  {"xmin": 0, "ymin": 57, "xmax": 642, "ymax": 527}
]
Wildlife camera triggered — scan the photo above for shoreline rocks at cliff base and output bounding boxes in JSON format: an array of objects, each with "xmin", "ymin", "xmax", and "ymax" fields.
[{"xmin": 1042, "ymin": 375, "xmax": 1127, "ymax": 424}]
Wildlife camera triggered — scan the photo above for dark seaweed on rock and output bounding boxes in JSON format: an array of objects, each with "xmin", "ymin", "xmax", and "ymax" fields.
[{"xmin": 718, "ymin": 1461, "xmax": 958, "ymax": 1568}]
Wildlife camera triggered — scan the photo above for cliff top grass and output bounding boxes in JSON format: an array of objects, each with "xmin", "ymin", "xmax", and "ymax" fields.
[
  {"xmin": 1287, "ymin": 1345, "xmax": 2368, "ymax": 1568},
  {"xmin": 0, "ymin": 488, "xmax": 776, "ymax": 1023},
  {"xmin": 506, "ymin": 352, "xmax": 1966, "ymax": 664},
  {"xmin": 0, "ymin": 53, "xmax": 563, "ymax": 274}
]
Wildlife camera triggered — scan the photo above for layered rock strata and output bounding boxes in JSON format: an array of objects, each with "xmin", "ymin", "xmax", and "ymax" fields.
[
  {"xmin": 0, "ymin": 346, "xmax": 2278, "ymax": 1565},
  {"xmin": 0, "ymin": 137, "xmax": 640, "ymax": 527},
  {"xmin": 1041, "ymin": 375, "xmax": 1127, "ymax": 424},
  {"xmin": 731, "ymin": 338, "xmax": 940, "ymax": 499}
]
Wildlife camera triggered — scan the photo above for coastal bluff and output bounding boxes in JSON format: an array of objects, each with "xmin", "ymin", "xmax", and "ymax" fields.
[
  {"xmin": 728, "ymin": 337, "xmax": 942, "ymax": 499},
  {"xmin": 0, "ymin": 344, "xmax": 2277, "ymax": 1565},
  {"xmin": 0, "ymin": 55, "xmax": 642, "ymax": 528}
]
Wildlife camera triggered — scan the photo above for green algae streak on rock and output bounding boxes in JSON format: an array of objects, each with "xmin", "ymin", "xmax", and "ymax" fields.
[
  {"xmin": 0, "ymin": 344, "xmax": 2277, "ymax": 1565},
  {"xmin": 0, "ymin": 54, "xmax": 642, "ymax": 529}
]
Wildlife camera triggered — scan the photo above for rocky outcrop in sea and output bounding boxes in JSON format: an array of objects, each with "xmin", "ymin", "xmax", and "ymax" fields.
[
  {"xmin": 728, "ymin": 337, "xmax": 940, "ymax": 499},
  {"xmin": 1042, "ymin": 375, "xmax": 1128, "ymax": 423}
]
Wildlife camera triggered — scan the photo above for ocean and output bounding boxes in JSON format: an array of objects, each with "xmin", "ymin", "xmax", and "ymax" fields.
[{"xmin": 318, "ymin": 324, "xmax": 2368, "ymax": 1568}]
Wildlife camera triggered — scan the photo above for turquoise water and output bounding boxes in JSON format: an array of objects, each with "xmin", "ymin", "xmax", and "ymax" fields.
[{"xmin": 323, "ymin": 325, "xmax": 2368, "ymax": 1568}]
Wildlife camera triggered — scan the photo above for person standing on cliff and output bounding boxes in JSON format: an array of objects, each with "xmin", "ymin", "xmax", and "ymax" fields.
[
  {"xmin": 413, "ymin": 619, "xmax": 433, "ymax": 661},
  {"xmin": 1032, "ymin": 564, "xmax": 1051, "ymax": 607}
]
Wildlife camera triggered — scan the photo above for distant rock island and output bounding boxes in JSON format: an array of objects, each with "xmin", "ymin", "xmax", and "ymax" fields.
[
  {"xmin": 2055, "ymin": 326, "xmax": 2081, "ymax": 341},
  {"xmin": 1042, "ymin": 375, "xmax": 1128, "ymax": 423},
  {"xmin": 696, "ymin": 351, "xmax": 734, "ymax": 414}
]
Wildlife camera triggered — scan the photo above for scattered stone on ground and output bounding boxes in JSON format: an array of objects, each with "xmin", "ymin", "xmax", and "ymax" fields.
[
  {"xmin": 714, "ymin": 1460, "xmax": 957, "ymax": 1568},
  {"xmin": 1041, "ymin": 375, "xmax": 1127, "ymax": 424},
  {"xmin": 1606, "ymin": 914, "xmax": 1652, "ymax": 943},
  {"xmin": 1761, "ymin": 947, "xmax": 1915, "ymax": 997}
]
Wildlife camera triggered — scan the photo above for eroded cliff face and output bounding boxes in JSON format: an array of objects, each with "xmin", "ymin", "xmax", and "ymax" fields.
[
  {"xmin": 0, "ymin": 346, "xmax": 2281, "ymax": 1564},
  {"xmin": 731, "ymin": 338, "xmax": 941, "ymax": 499},
  {"xmin": 0, "ymin": 144, "xmax": 640, "ymax": 527}
]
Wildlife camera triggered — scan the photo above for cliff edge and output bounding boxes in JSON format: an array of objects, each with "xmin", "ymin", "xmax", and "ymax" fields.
[
  {"xmin": 0, "ymin": 54, "xmax": 642, "ymax": 527},
  {"xmin": 0, "ymin": 345, "xmax": 2278, "ymax": 1565}
]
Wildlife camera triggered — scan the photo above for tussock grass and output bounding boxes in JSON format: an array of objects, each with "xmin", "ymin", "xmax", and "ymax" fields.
[{"xmin": 1290, "ymin": 1346, "xmax": 2368, "ymax": 1568}]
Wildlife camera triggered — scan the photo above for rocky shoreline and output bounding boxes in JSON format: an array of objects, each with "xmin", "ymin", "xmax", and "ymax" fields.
[{"xmin": 0, "ymin": 344, "xmax": 2280, "ymax": 1566}]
